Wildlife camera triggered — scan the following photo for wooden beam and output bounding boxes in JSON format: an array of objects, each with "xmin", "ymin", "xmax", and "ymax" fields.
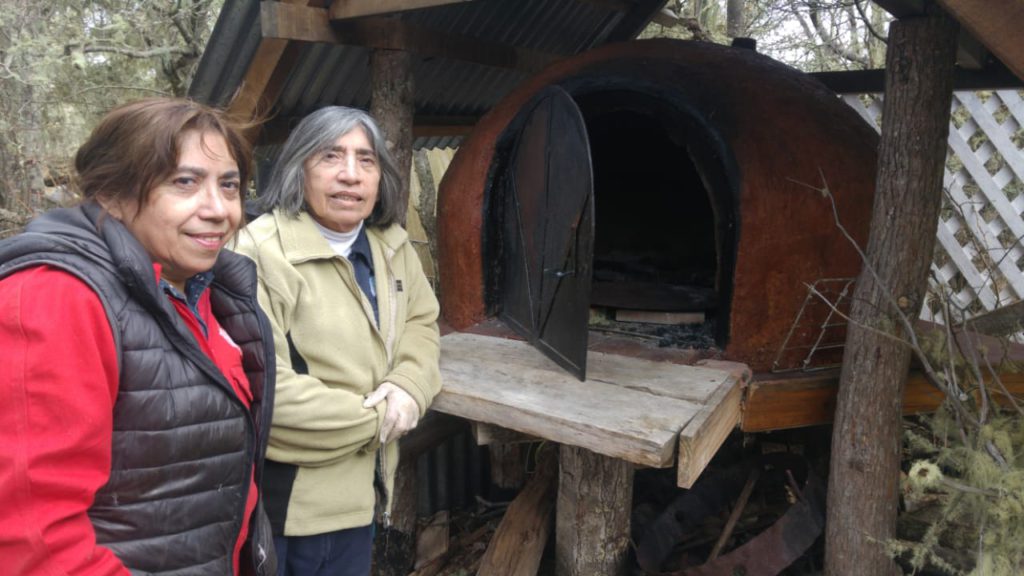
[
  {"xmin": 574, "ymin": 0, "xmax": 632, "ymax": 13},
  {"xmin": 937, "ymin": 0, "xmax": 1024, "ymax": 82},
  {"xmin": 333, "ymin": 16, "xmax": 558, "ymax": 73},
  {"xmin": 412, "ymin": 123, "xmax": 474, "ymax": 139},
  {"xmin": 873, "ymin": 0, "xmax": 1003, "ymax": 72},
  {"xmin": 472, "ymin": 422, "xmax": 537, "ymax": 445},
  {"xmin": 959, "ymin": 300, "xmax": 1024, "ymax": 337},
  {"xmin": 811, "ymin": 63, "xmax": 1023, "ymax": 94},
  {"xmin": 330, "ymin": 0, "xmax": 473, "ymax": 20},
  {"xmin": 873, "ymin": 0, "xmax": 925, "ymax": 19},
  {"xmin": 741, "ymin": 369, "xmax": 1024, "ymax": 432},
  {"xmin": 580, "ymin": 0, "xmax": 682, "ymax": 28},
  {"xmin": 261, "ymin": 1, "xmax": 558, "ymax": 72},
  {"xmin": 228, "ymin": 0, "xmax": 328, "ymax": 126},
  {"xmin": 604, "ymin": 0, "xmax": 669, "ymax": 42},
  {"xmin": 258, "ymin": 114, "xmax": 476, "ymax": 145},
  {"xmin": 412, "ymin": 116, "xmax": 477, "ymax": 138},
  {"xmin": 955, "ymin": 27, "xmax": 988, "ymax": 70}
]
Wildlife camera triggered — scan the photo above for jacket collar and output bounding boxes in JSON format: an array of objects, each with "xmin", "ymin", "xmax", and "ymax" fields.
[
  {"xmin": 366, "ymin": 221, "xmax": 409, "ymax": 254},
  {"xmin": 274, "ymin": 210, "xmax": 338, "ymax": 263},
  {"xmin": 273, "ymin": 209, "xmax": 409, "ymax": 263}
]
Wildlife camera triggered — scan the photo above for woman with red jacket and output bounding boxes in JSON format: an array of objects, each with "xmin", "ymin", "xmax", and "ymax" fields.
[{"xmin": 0, "ymin": 98, "xmax": 277, "ymax": 575}]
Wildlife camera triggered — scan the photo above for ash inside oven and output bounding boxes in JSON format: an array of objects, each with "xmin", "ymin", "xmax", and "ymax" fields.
[{"xmin": 589, "ymin": 307, "xmax": 718, "ymax": 350}]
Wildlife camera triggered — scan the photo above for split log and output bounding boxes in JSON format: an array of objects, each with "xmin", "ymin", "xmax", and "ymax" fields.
[{"xmin": 477, "ymin": 446, "xmax": 557, "ymax": 576}]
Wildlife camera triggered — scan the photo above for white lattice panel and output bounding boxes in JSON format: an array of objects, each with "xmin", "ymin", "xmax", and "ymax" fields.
[{"xmin": 842, "ymin": 91, "xmax": 1024, "ymax": 326}]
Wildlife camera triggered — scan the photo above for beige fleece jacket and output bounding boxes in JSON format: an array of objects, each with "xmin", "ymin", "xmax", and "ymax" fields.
[{"xmin": 235, "ymin": 210, "xmax": 441, "ymax": 536}]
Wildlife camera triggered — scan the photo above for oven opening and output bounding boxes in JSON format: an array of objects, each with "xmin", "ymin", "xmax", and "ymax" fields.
[{"xmin": 575, "ymin": 90, "xmax": 732, "ymax": 349}]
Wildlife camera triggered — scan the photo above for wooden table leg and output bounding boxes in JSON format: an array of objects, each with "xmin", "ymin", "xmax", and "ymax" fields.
[{"xmin": 556, "ymin": 445, "xmax": 634, "ymax": 576}]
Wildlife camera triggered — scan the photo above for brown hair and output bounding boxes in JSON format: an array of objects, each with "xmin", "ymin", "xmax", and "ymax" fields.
[{"xmin": 74, "ymin": 98, "xmax": 253, "ymax": 211}]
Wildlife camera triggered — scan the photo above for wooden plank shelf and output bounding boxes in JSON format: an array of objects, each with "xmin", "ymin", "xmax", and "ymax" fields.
[{"xmin": 433, "ymin": 332, "xmax": 744, "ymax": 482}]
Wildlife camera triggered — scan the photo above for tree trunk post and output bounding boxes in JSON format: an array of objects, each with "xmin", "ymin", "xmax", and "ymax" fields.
[
  {"xmin": 370, "ymin": 48, "xmax": 414, "ymax": 226},
  {"xmin": 824, "ymin": 7, "xmax": 958, "ymax": 576},
  {"xmin": 556, "ymin": 445, "xmax": 633, "ymax": 576},
  {"xmin": 368, "ymin": 47, "xmax": 416, "ymax": 575}
]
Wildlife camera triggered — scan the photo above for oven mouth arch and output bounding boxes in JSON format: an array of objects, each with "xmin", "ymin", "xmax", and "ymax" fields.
[{"xmin": 482, "ymin": 75, "xmax": 740, "ymax": 349}]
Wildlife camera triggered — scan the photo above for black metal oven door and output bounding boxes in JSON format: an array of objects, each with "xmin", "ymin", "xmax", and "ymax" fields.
[{"xmin": 499, "ymin": 85, "xmax": 594, "ymax": 380}]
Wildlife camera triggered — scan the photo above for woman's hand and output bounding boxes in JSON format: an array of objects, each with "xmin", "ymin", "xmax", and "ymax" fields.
[{"xmin": 362, "ymin": 382, "xmax": 420, "ymax": 443}]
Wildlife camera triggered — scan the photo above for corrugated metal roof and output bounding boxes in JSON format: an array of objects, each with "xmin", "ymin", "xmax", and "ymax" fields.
[{"xmin": 190, "ymin": 0, "xmax": 667, "ymax": 148}]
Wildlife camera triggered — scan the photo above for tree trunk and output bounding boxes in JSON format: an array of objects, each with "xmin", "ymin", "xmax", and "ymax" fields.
[
  {"xmin": 824, "ymin": 8, "xmax": 958, "ymax": 576},
  {"xmin": 369, "ymin": 51, "xmax": 415, "ymax": 576},
  {"xmin": 370, "ymin": 48, "xmax": 414, "ymax": 226},
  {"xmin": 556, "ymin": 446, "xmax": 633, "ymax": 576}
]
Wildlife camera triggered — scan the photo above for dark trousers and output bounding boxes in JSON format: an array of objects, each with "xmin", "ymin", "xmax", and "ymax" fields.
[{"xmin": 273, "ymin": 524, "xmax": 374, "ymax": 576}]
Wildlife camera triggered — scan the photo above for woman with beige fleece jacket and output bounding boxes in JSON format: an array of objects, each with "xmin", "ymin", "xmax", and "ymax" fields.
[{"xmin": 235, "ymin": 106, "xmax": 441, "ymax": 576}]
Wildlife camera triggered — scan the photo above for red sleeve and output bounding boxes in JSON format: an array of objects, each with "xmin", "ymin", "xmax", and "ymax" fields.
[{"xmin": 0, "ymin": 266, "xmax": 129, "ymax": 576}]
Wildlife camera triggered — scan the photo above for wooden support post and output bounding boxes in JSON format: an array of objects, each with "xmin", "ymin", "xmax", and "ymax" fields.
[
  {"xmin": 825, "ymin": 7, "xmax": 959, "ymax": 576},
  {"xmin": 370, "ymin": 48, "xmax": 414, "ymax": 226},
  {"xmin": 556, "ymin": 446, "xmax": 633, "ymax": 576}
]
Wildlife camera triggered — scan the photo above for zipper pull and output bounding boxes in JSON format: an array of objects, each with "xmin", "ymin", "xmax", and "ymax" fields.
[
  {"xmin": 256, "ymin": 544, "xmax": 268, "ymax": 572},
  {"xmin": 382, "ymin": 510, "xmax": 392, "ymax": 530}
]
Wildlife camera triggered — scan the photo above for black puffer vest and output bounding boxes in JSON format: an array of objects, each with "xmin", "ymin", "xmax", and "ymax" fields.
[{"xmin": 0, "ymin": 203, "xmax": 277, "ymax": 575}]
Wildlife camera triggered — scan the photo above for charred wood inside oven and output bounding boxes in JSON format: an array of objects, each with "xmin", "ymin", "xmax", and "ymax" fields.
[{"xmin": 578, "ymin": 90, "xmax": 720, "ymax": 318}]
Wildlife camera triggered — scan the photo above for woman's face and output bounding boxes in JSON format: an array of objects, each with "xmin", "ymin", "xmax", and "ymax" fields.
[
  {"xmin": 108, "ymin": 129, "xmax": 243, "ymax": 292},
  {"xmin": 303, "ymin": 127, "xmax": 381, "ymax": 233}
]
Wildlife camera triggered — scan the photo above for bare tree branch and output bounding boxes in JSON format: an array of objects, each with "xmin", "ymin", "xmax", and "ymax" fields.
[
  {"xmin": 808, "ymin": 3, "xmax": 871, "ymax": 67},
  {"xmin": 854, "ymin": 0, "xmax": 887, "ymax": 43},
  {"xmin": 67, "ymin": 43, "xmax": 198, "ymax": 60}
]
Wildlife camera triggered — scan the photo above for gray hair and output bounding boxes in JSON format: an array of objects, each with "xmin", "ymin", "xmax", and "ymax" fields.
[{"xmin": 250, "ymin": 106, "xmax": 403, "ymax": 227}]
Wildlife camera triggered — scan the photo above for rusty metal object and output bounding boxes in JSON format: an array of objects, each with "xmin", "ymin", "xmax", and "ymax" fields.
[
  {"xmin": 636, "ymin": 455, "xmax": 826, "ymax": 576},
  {"xmin": 437, "ymin": 39, "xmax": 878, "ymax": 371}
]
